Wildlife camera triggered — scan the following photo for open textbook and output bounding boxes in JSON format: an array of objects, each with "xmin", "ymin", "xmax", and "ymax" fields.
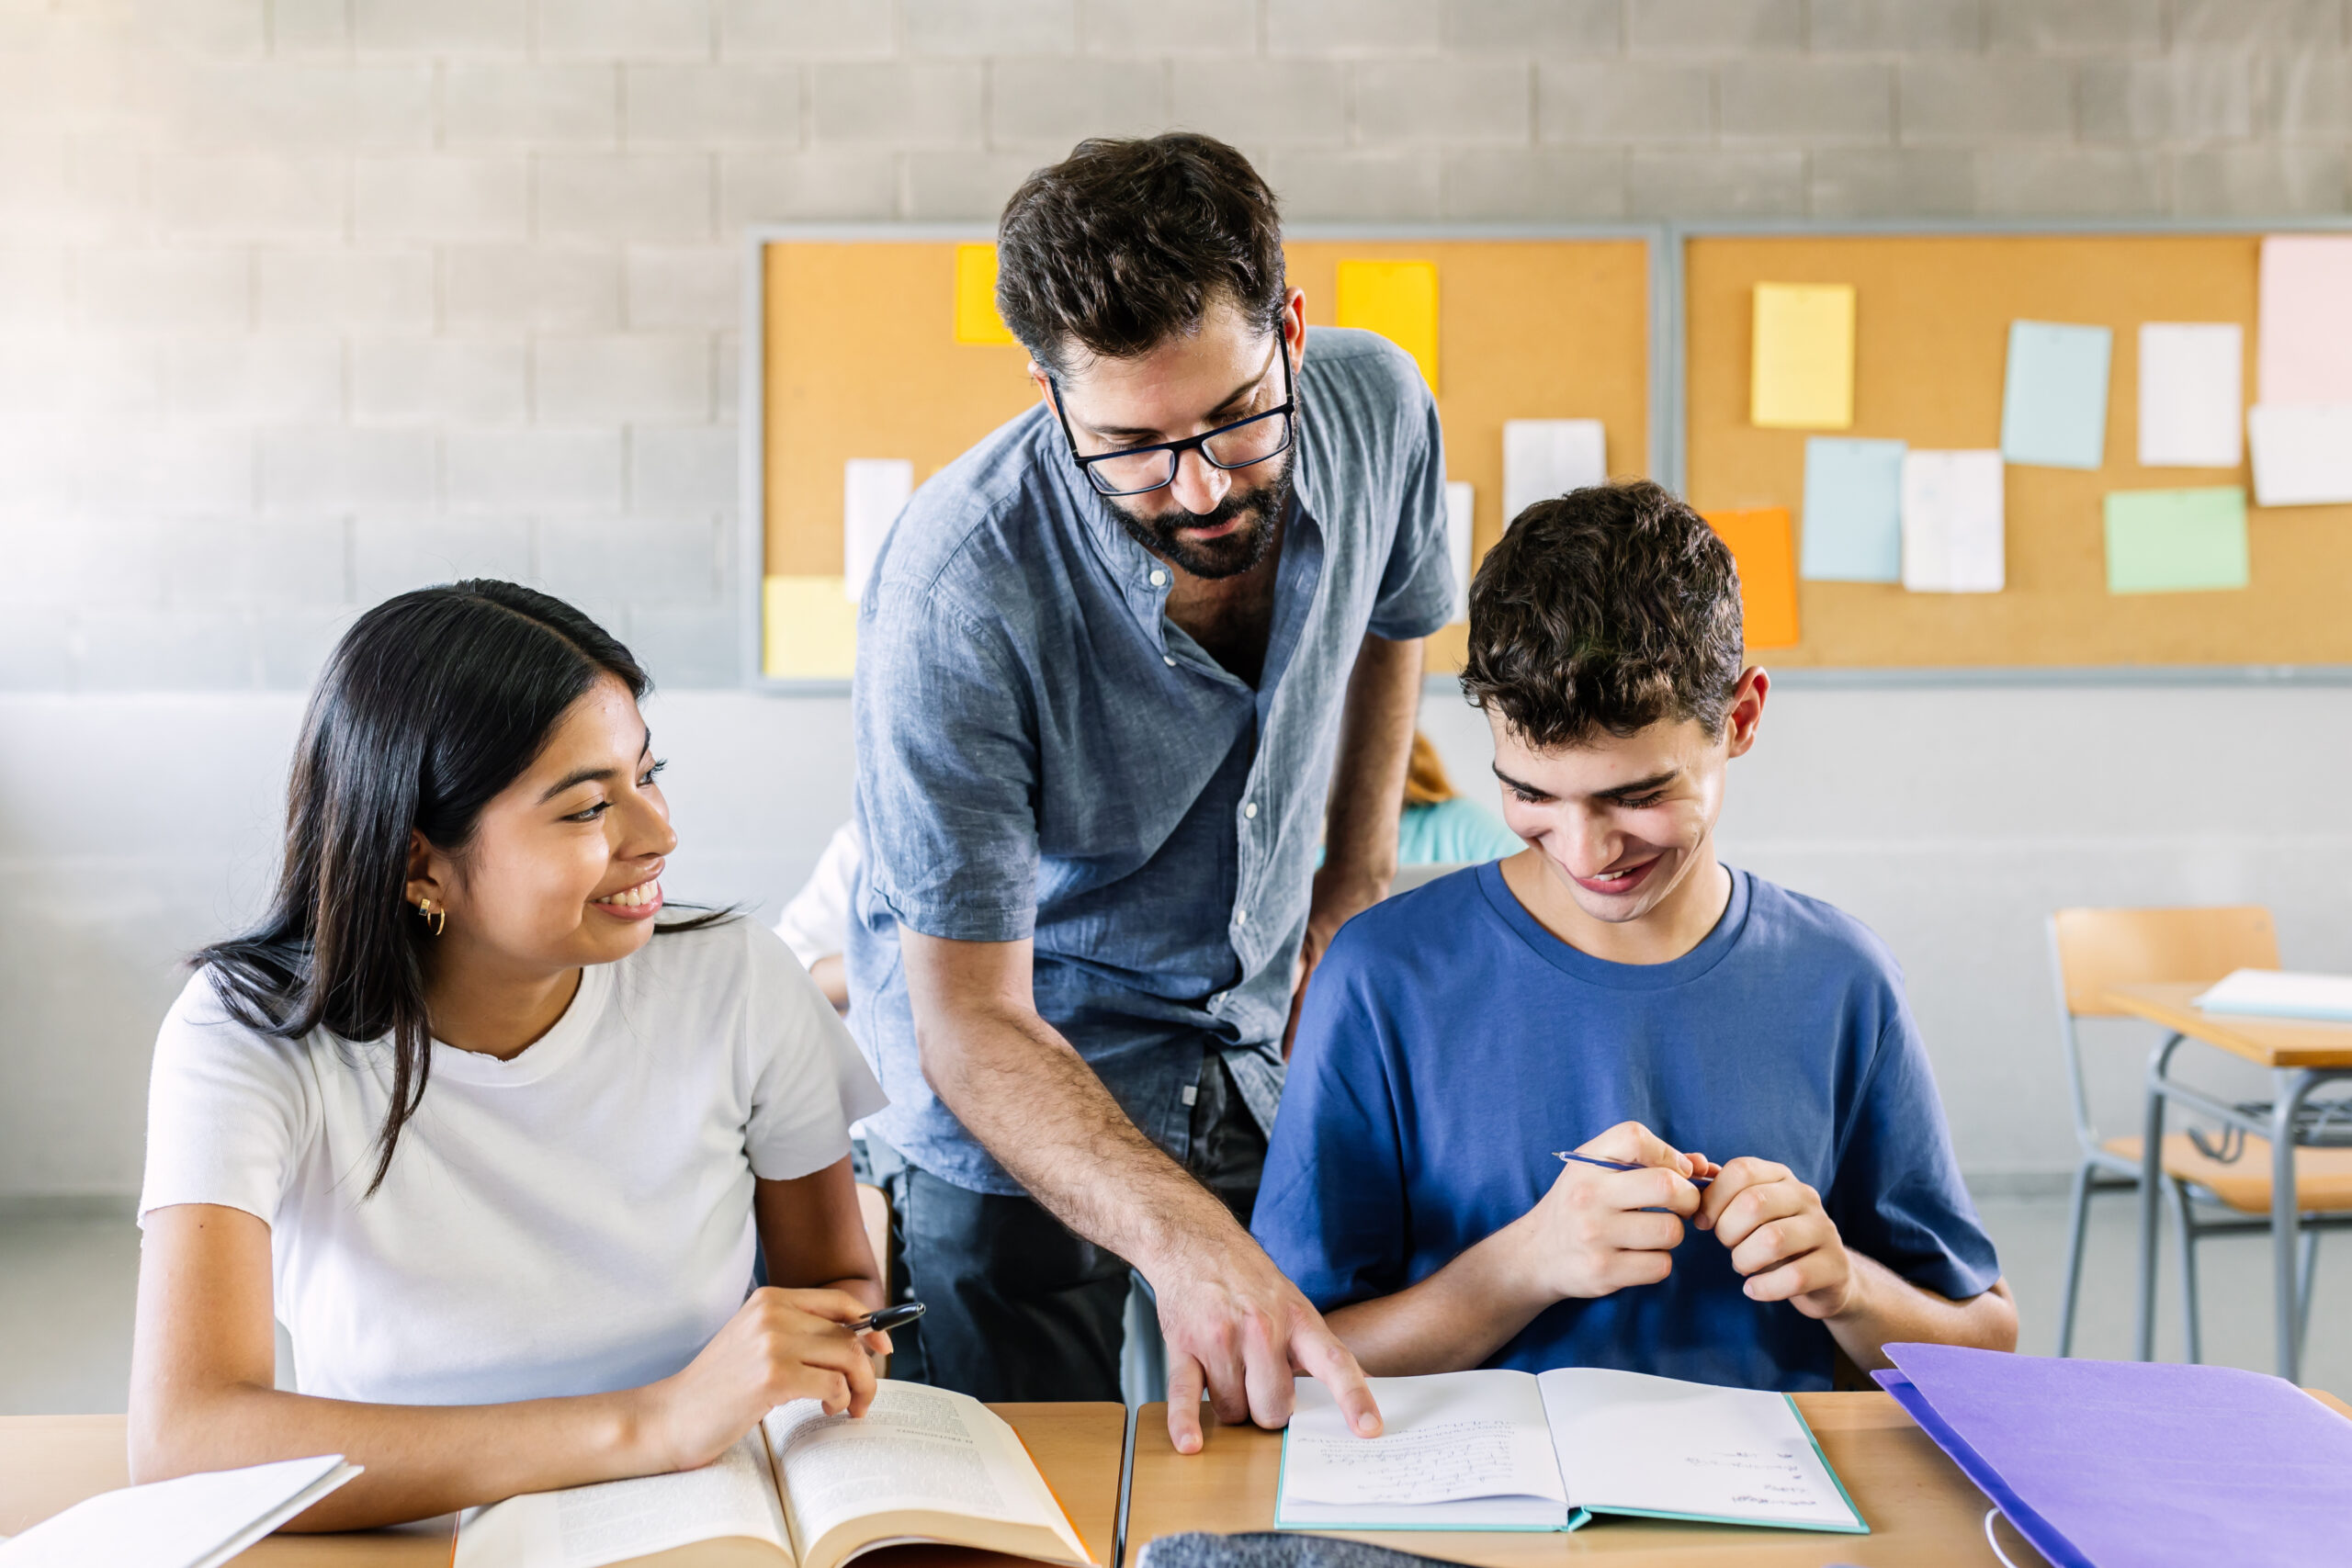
[
  {"xmin": 455, "ymin": 1381, "xmax": 1095, "ymax": 1568},
  {"xmin": 1277, "ymin": 1368, "xmax": 1864, "ymax": 1536}
]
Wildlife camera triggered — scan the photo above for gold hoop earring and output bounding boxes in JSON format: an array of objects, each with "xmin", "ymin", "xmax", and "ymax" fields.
[{"xmin": 416, "ymin": 897, "xmax": 447, "ymax": 937}]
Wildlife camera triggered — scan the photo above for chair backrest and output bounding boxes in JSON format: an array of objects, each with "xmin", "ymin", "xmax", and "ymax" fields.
[
  {"xmin": 2049, "ymin": 906, "xmax": 2280, "ymax": 1018},
  {"xmin": 2044, "ymin": 905, "xmax": 2279, "ymax": 1156}
]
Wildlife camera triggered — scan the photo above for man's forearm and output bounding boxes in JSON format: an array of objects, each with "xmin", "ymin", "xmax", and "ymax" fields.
[
  {"xmin": 1318, "ymin": 633, "xmax": 1423, "ymax": 898},
  {"xmin": 917, "ymin": 993, "xmax": 1241, "ymax": 1272},
  {"xmin": 1826, "ymin": 1258, "xmax": 2018, "ymax": 1371}
]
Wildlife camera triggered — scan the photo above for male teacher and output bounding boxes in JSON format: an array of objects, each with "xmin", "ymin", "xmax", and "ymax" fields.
[{"xmin": 848, "ymin": 132, "xmax": 1452, "ymax": 1453}]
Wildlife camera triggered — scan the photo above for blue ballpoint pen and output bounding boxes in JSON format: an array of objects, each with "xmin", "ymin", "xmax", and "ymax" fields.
[{"xmin": 1553, "ymin": 1149, "xmax": 1714, "ymax": 1190}]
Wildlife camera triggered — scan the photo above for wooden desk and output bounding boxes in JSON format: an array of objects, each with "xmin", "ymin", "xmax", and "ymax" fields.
[
  {"xmin": 1128, "ymin": 1389, "xmax": 2315, "ymax": 1566},
  {"xmin": 2103, "ymin": 982, "xmax": 2352, "ymax": 1381},
  {"xmin": 0, "ymin": 1404, "xmax": 1126, "ymax": 1567},
  {"xmin": 2105, "ymin": 982, "xmax": 2352, "ymax": 1070}
]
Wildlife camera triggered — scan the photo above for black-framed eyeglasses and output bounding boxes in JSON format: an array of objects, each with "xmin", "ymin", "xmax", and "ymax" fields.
[{"xmin": 1047, "ymin": 336, "xmax": 1296, "ymax": 498}]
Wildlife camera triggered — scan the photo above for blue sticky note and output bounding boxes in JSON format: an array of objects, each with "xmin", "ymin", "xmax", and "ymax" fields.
[
  {"xmin": 1800, "ymin": 436, "xmax": 1906, "ymax": 581},
  {"xmin": 2001, "ymin": 320, "xmax": 2112, "ymax": 469}
]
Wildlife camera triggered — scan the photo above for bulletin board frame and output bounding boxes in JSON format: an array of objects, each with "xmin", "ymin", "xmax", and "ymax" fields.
[
  {"xmin": 1668, "ymin": 216, "xmax": 2352, "ymax": 687},
  {"xmin": 737, "ymin": 221, "xmax": 1677, "ymax": 693}
]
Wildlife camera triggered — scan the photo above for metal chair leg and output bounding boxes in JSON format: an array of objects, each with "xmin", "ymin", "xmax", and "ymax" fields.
[
  {"xmin": 2165, "ymin": 1178, "xmax": 2202, "ymax": 1365},
  {"xmin": 2057, "ymin": 1157, "xmax": 2099, "ymax": 1358},
  {"xmin": 2299, "ymin": 1225, "xmax": 2321, "ymax": 1367}
]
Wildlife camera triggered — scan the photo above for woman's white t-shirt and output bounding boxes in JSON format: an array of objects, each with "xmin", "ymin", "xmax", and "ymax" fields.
[{"xmin": 138, "ymin": 919, "xmax": 887, "ymax": 1408}]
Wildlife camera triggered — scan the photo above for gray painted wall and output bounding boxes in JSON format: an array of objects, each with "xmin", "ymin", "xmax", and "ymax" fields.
[{"xmin": 6, "ymin": 4, "xmax": 2352, "ymax": 1196}]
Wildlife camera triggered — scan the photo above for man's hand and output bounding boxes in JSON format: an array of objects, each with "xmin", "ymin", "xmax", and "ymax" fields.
[
  {"xmin": 1153, "ymin": 1229, "xmax": 1383, "ymax": 1455},
  {"xmin": 1694, "ymin": 1157, "xmax": 1858, "ymax": 1320},
  {"xmin": 1514, "ymin": 1122, "xmax": 1713, "ymax": 1301}
]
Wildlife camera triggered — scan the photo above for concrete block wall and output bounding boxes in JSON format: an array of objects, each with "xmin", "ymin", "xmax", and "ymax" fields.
[{"xmin": 4, "ymin": 0, "xmax": 2350, "ymax": 693}]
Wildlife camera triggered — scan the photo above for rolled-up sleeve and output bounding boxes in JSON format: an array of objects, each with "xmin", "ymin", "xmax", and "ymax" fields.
[
  {"xmin": 1367, "ymin": 368, "xmax": 1456, "ymax": 643},
  {"xmin": 853, "ymin": 581, "xmax": 1041, "ymax": 943}
]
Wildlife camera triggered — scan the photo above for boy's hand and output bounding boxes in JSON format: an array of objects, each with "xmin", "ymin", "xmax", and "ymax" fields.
[
  {"xmin": 638, "ymin": 1287, "xmax": 893, "ymax": 1472},
  {"xmin": 1518, "ymin": 1121, "xmax": 1710, "ymax": 1301},
  {"xmin": 1694, "ymin": 1158, "xmax": 1858, "ymax": 1319}
]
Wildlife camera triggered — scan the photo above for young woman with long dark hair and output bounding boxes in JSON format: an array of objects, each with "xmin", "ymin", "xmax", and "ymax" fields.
[{"xmin": 128, "ymin": 581, "xmax": 890, "ymax": 1529}]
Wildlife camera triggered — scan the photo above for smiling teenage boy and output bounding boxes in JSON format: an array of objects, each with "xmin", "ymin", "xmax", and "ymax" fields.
[{"xmin": 1251, "ymin": 480, "xmax": 2017, "ymax": 1390}]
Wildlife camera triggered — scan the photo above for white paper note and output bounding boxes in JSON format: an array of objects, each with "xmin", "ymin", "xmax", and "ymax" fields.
[
  {"xmin": 842, "ymin": 457, "xmax": 914, "ymax": 603},
  {"xmin": 1444, "ymin": 480, "xmax": 1474, "ymax": 622},
  {"xmin": 1901, "ymin": 449, "xmax": 2005, "ymax": 593},
  {"xmin": 2248, "ymin": 403, "xmax": 2352, "ymax": 505},
  {"xmin": 1501, "ymin": 420, "xmax": 1605, "ymax": 525},
  {"xmin": 0, "ymin": 1454, "xmax": 359, "ymax": 1568},
  {"xmin": 2258, "ymin": 234, "xmax": 2352, "ymax": 405},
  {"xmin": 2139, "ymin": 322, "xmax": 2243, "ymax": 468},
  {"xmin": 2195, "ymin": 968, "xmax": 2352, "ymax": 1022}
]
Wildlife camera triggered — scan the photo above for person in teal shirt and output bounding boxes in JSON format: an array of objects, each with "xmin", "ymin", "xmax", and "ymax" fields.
[{"xmin": 1398, "ymin": 730, "xmax": 1522, "ymax": 864}]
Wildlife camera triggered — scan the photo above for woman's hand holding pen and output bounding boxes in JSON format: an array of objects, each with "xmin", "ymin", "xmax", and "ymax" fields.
[
  {"xmin": 632, "ymin": 1287, "xmax": 894, "ymax": 1474},
  {"xmin": 1516, "ymin": 1121, "xmax": 1717, "ymax": 1301}
]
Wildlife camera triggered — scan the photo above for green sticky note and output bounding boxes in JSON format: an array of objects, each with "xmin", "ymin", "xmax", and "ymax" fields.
[{"xmin": 2103, "ymin": 487, "xmax": 2249, "ymax": 594}]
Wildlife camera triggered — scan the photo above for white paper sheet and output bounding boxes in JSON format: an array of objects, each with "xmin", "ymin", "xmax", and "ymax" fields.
[
  {"xmin": 1501, "ymin": 420, "xmax": 1605, "ymax": 525},
  {"xmin": 1901, "ymin": 449, "xmax": 2006, "ymax": 593},
  {"xmin": 2194, "ymin": 967, "xmax": 2352, "ymax": 1022},
  {"xmin": 1444, "ymin": 479, "xmax": 1474, "ymax": 623},
  {"xmin": 2257, "ymin": 234, "xmax": 2352, "ymax": 406},
  {"xmin": 1537, "ymin": 1368, "xmax": 1860, "ymax": 1530},
  {"xmin": 2138, "ymin": 322, "xmax": 2243, "ymax": 468},
  {"xmin": 1281, "ymin": 1371, "xmax": 1566, "ymax": 1511},
  {"xmin": 0, "ymin": 1454, "xmax": 358, "ymax": 1568},
  {"xmin": 2248, "ymin": 403, "xmax": 2352, "ymax": 506},
  {"xmin": 843, "ymin": 457, "xmax": 914, "ymax": 604}
]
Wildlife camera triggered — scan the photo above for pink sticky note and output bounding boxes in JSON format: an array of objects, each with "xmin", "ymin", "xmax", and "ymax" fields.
[{"xmin": 2258, "ymin": 235, "xmax": 2352, "ymax": 404}]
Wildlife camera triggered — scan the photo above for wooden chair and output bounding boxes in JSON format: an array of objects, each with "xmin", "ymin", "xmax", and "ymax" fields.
[{"xmin": 2048, "ymin": 906, "xmax": 2352, "ymax": 1360}]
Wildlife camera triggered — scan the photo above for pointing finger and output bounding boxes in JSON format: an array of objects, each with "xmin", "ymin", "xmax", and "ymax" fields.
[
  {"xmin": 1166, "ymin": 1354, "xmax": 1206, "ymax": 1455},
  {"xmin": 1292, "ymin": 1325, "xmax": 1383, "ymax": 1438}
]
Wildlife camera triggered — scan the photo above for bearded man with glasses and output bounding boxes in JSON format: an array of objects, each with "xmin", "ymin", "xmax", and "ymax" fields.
[{"xmin": 848, "ymin": 133, "xmax": 1453, "ymax": 1455}]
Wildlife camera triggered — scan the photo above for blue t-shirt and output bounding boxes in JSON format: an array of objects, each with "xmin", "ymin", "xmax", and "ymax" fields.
[{"xmin": 1252, "ymin": 863, "xmax": 1999, "ymax": 1393}]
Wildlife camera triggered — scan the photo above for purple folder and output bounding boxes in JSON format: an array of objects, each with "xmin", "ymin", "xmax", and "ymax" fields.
[{"xmin": 1876, "ymin": 1343, "xmax": 2352, "ymax": 1568}]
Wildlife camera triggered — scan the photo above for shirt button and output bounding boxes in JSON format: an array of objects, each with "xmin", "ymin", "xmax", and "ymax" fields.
[
  {"xmin": 1209, "ymin": 992, "xmax": 1226, "ymax": 1009},
  {"xmin": 1162, "ymin": 655, "xmax": 1175, "ymax": 667},
  {"xmin": 1149, "ymin": 570, "xmax": 1167, "ymax": 587},
  {"xmin": 1235, "ymin": 909, "xmax": 1250, "ymax": 927},
  {"xmin": 1243, "ymin": 801, "xmax": 1258, "ymax": 819}
]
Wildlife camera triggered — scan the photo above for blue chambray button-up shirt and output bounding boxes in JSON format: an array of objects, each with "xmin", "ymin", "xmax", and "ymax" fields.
[{"xmin": 847, "ymin": 326, "xmax": 1454, "ymax": 1196}]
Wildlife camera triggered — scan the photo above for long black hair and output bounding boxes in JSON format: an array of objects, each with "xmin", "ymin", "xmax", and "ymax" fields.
[{"xmin": 197, "ymin": 580, "xmax": 720, "ymax": 1196}]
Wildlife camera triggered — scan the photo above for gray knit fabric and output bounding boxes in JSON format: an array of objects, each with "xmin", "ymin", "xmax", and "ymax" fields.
[{"xmin": 1136, "ymin": 1533, "xmax": 1474, "ymax": 1568}]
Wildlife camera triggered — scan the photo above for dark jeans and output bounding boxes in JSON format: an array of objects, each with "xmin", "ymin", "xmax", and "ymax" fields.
[{"xmin": 879, "ymin": 1055, "xmax": 1267, "ymax": 1403}]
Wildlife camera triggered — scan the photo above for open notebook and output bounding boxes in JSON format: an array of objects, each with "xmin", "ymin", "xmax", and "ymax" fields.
[
  {"xmin": 455, "ymin": 1381, "xmax": 1095, "ymax": 1568},
  {"xmin": 1277, "ymin": 1369, "xmax": 1864, "ymax": 1536}
]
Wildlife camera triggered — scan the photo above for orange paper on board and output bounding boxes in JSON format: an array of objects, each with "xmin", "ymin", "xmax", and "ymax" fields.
[{"xmin": 1703, "ymin": 507, "xmax": 1801, "ymax": 649}]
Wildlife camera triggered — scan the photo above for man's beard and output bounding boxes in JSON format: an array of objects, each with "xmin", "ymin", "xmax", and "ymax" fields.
[{"xmin": 1103, "ymin": 453, "xmax": 1293, "ymax": 581}]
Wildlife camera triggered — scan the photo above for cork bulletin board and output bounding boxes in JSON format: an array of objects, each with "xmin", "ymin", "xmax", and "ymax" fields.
[
  {"xmin": 747, "ymin": 226, "xmax": 1661, "ymax": 684},
  {"xmin": 1682, "ymin": 231, "xmax": 2352, "ymax": 670}
]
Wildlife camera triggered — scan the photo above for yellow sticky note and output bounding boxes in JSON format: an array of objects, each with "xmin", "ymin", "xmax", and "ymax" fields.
[
  {"xmin": 954, "ymin": 243, "xmax": 1015, "ymax": 345},
  {"xmin": 763, "ymin": 575, "xmax": 860, "ymax": 679},
  {"xmin": 1702, "ymin": 507, "xmax": 1801, "ymax": 649},
  {"xmin": 1336, "ymin": 259, "xmax": 1439, "ymax": 390},
  {"xmin": 1751, "ymin": 283, "xmax": 1855, "ymax": 430}
]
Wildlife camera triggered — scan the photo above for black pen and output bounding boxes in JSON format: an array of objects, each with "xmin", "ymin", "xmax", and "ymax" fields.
[
  {"xmin": 1554, "ymin": 1150, "xmax": 1714, "ymax": 1190},
  {"xmin": 843, "ymin": 1302, "xmax": 926, "ymax": 1335}
]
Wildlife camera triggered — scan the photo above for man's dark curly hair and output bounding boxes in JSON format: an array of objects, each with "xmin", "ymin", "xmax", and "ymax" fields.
[
  {"xmin": 1462, "ymin": 480, "xmax": 1746, "ymax": 748},
  {"xmin": 994, "ymin": 132, "xmax": 1286, "ymax": 374}
]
